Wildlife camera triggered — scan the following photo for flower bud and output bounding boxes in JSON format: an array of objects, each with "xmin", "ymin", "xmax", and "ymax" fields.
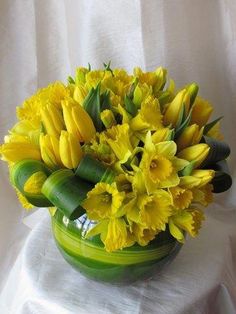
[
  {"xmin": 59, "ymin": 131, "xmax": 83, "ymax": 169},
  {"xmin": 101, "ymin": 110, "xmax": 117, "ymax": 128},
  {"xmin": 190, "ymin": 97, "xmax": 213, "ymax": 127},
  {"xmin": 177, "ymin": 143, "xmax": 210, "ymax": 168},
  {"xmin": 40, "ymin": 134, "xmax": 62, "ymax": 169},
  {"xmin": 176, "ymin": 124, "xmax": 204, "ymax": 151},
  {"xmin": 41, "ymin": 103, "xmax": 65, "ymax": 137}
]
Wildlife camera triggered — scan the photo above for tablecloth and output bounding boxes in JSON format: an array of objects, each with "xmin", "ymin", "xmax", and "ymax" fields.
[{"xmin": 0, "ymin": 0, "xmax": 236, "ymax": 313}]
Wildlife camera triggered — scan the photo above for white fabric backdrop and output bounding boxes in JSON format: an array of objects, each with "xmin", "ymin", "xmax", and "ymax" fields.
[{"xmin": 0, "ymin": 0, "xmax": 235, "ymax": 313}]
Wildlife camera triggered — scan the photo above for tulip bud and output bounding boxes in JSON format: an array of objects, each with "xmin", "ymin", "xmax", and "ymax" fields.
[
  {"xmin": 190, "ymin": 97, "xmax": 213, "ymax": 127},
  {"xmin": 177, "ymin": 143, "xmax": 210, "ymax": 168},
  {"xmin": 0, "ymin": 142, "xmax": 41, "ymax": 163},
  {"xmin": 133, "ymin": 83, "xmax": 152, "ymax": 108},
  {"xmin": 163, "ymin": 89, "xmax": 190, "ymax": 127},
  {"xmin": 59, "ymin": 131, "xmax": 83, "ymax": 169},
  {"xmin": 40, "ymin": 134, "xmax": 62, "ymax": 169},
  {"xmin": 41, "ymin": 103, "xmax": 65, "ymax": 137},
  {"xmin": 101, "ymin": 110, "xmax": 117, "ymax": 128},
  {"xmin": 176, "ymin": 124, "xmax": 204, "ymax": 151},
  {"xmin": 73, "ymin": 85, "xmax": 88, "ymax": 105}
]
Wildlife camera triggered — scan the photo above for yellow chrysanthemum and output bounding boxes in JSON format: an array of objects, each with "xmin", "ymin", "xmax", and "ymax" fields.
[{"xmin": 82, "ymin": 182, "xmax": 125, "ymax": 220}]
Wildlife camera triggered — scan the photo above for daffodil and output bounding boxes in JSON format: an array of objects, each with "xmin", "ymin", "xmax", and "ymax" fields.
[
  {"xmin": 133, "ymin": 83, "xmax": 152, "ymax": 108},
  {"xmin": 104, "ymin": 123, "xmax": 133, "ymax": 163},
  {"xmin": 177, "ymin": 143, "xmax": 210, "ymax": 168},
  {"xmin": 163, "ymin": 89, "xmax": 190, "ymax": 127},
  {"xmin": 192, "ymin": 183, "xmax": 213, "ymax": 206},
  {"xmin": 130, "ymin": 96, "xmax": 163, "ymax": 132},
  {"xmin": 190, "ymin": 97, "xmax": 213, "ymax": 127},
  {"xmin": 132, "ymin": 223, "xmax": 157, "ymax": 246},
  {"xmin": 100, "ymin": 109, "xmax": 117, "ymax": 128},
  {"xmin": 17, "ymin": 94, "xmax": 41, "ymax": 125},
  {"xmin": 138, "ymin": 191, "xmax": 173, "ymax": 231},
  {"xmin": 139, "ymin": 132, "xmax": 188, "ymax": 193},
  {"xmin": 169, "ymin": 186, "xmax": 193, "ymax": 210},
  {"xmin": 40, "ymin": 134, "xmax": 63, "ymax": 169},
  {"xmin": 75, "ymin": 67, "xmax": 89, "ymax": 84},
  {"xmin": 176, "ymin": 124, "xmax": 204, "ymax": 151},
  {"xmin": 41, "ymin": 103, "xmax": 65, "ymax": 137},
  {"xmin": 82, "ymin": 182, "xmax": 125, "ymax": 219},
  {"xmin": 169, "ymin": 208, "xmax": 205, "ymax": 242},
  {"xmin": 59, "ymin": 131, "xmax": 83, "ymax": 169},
  {"xmin": 85, "ymin": 70, "xmax": 112, "ymax": 90},
  {"xmin": 62, "ymin": 98, "xmax": 96, "ymax": 142}
]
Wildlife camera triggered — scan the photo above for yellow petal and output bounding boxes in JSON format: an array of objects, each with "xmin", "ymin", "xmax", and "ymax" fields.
[{"xmin": 177, "ymin": 144, "xmax": 210, "ymax": 168}]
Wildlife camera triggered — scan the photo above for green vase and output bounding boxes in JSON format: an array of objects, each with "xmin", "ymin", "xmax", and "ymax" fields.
[{"xmin": 51, "ymin": 210, "xmax": 182, "ymax": 284}]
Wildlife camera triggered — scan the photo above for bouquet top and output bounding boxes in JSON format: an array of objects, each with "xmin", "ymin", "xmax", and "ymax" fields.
[{"xmin": 0, "ymin": 64, "xmax": 232, "ymax": 252}]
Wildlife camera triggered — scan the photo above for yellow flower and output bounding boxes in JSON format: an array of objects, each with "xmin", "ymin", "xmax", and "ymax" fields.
[
  {"xmin": 132, "ymin": 223, "xmax": 157, "ymax": 246},
  {"xmin": 103, "ymin": 218, "xmax": 131, "ymax": 252},
  {"xmin": 177, "ymin": 143, "xmax": 210, "ymax": 168},
  {"xmin": 163, "ymin": 89, "xmax": 190, "ymax": 127},
  {"xmin": 176, "ymin": 124, "xmax": 204, "ymax": 151},
  {"xmin": 139, "ymin": 190, "xmax": 173, "ymax": 231},
  {"xmin": 15, "ymin": 189, "xmax": 34, "ymax": 210},
  {"xmin": 40, "ymin": 134, "xmax": 62, "ymax": 169},
  {"xmin": 0, "ymin": 138, "xmax": 41, "ymax": 163},
  {"xmin": 41, "ymin": 103, "xmax": 65, "ymax": 137},
  {"xmin": 73, "ymin": 84, "xmax": 88, "ymax": 105},
  {"xmin": 59, "ymin": 131, "xmax": 83, "ymax": 169},
  {"xmin": 180, "ymin": 169, "xmax": 214, "ymax": 189},
  {"xmin": 10, "ymin": 120, "xmax": 40, "ymax": 145},
  {"xmin": 100, "ymin": 109, "xmax": 117, "ymax": 128},
  {"xmin": 17, "ymin": 94, "xmax": 41, "ymax": 125},
  {"xmin": 23, "ymin": 171, "xmax": 47, "ymax": 194},
  {"xmin": 104, "ymin": 123, "xmax": 133, "ymax": 163},
  {"xmin": 169, "ymin": 186, "xmax": 193, "ymax": 210},
  {"xmin": 206, "ymin": 122, "xmax": 224, "ymax": 140},
  {"xmin": 62, "ymin": 98, "xmax": 96, "ymax": 142},
  {"xmin": 82, "ymin": 182, "xmax": 125, "ymax": 219},
  {"xmin": 133, "ymin": 83, "xmax": 152, "ymax": 108},
  {"xmin": 139, "ymin": 132, "xmax": 188, "ymax": 193},
  {"xmin": 192, "ymin": 184, "xmax": 213, "ymax": 206},
  {"xmin": 75, "ymin": 67, "xmax": 89, "ymax": 84},
  {"xmin": 190, "ymin": 97, "xmax": 213, "ymax": 127},
  {"xmin": 169, "ymin": 208, "xmax": 205, "ymax": 242},
  {"xmin": 85, "ymin": 70, "xmax": 112, "ymax": 90},
  {"xmin": 152, "ymin": 128, "xmax": 173, "ymax": 144},
  {"xmin": 130, "ymin": 96, "xmax": 163, "ymax": 132}
]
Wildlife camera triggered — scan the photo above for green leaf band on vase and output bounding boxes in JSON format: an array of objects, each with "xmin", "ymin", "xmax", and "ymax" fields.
[{"xmin": 51, "ymin": 210, "xmax": 183, "ymax": 284}]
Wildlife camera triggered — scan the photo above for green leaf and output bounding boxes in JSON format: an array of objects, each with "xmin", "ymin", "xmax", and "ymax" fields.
[
  {"xmin": 203, "ymin": 116, "xmax": 223, "ymax": 135},
  {"xmin": 124, "ymin": 95, "xmax": 138, "ymax": 116},
  {"xmin": 42, "ymin": 169, "xmax": 93, "ymax": 220},
  {"xmin": 67, "ymin": 76, "xmax": 75, "ymax": 84},
  {"xmin": 178, "ymin": 160, "xmax": 196, "ymax": 176},
  {"xmin": 202, "ymin": 136, "xmax": 230, "ymax": 166},
  {"xmin": 210, "ymin": 160, "xmax": 232, "ymax": 193},
  {"xmin": 75, "ymin": 154, "xmax": 116, "ymax": 184},
  {"xmin": 175, "ymin": 108, "xmax": 192, "ymax": 139},
  {"xmin": 100, "ymin": 90, "xmax": 111, "ymax": 111},
  {"xmin": 10, "ymin": 159, "xmax": 52, "ymax": 207},
  {"xmin": 83, "ymin": 84, "xmax": 103, "ymax": 131}
]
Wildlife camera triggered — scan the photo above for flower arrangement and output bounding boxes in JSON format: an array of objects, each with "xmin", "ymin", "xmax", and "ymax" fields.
[{"xmin": 0, "ymin": 63, "xmax": 232, "ymax": 253}]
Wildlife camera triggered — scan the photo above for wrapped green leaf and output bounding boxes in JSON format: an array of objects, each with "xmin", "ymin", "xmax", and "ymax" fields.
[
  {"xmin": 202, "ymin": 136, "xmax": 230, "ymax": 166},
  {"xmin": 10, "ymin": 159, "xmax": 52, "ymax": 207},
  {"xmin": 211, "ymin": 160, "xmax": 232, "ymax": 193},
  {"xmin": 75, "ymin": 154, "xmax": 116, "ymax": 184},
  {"xmin": 42, "ymin": 169, "xmax": 93, "ymax": 220}
]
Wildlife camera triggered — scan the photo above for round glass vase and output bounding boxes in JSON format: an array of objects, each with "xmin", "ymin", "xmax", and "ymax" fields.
[{"xmin": 51, "ymin": 210, "xmax": 182, "ymax": 284}]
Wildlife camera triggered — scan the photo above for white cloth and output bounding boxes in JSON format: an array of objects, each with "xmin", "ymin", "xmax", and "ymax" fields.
[{"xmin": 0, "ymin": 0, "xmax": 236, "ymax": 313}]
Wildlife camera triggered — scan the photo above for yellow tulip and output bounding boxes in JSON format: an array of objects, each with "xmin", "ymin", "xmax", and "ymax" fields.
[
  {"xmin": 176, "ymin": 124, "xmax": 204, "ymax": 151},
  {"xmin": 180, "ymin": 169, "xmax": 214, "ymax": 189},
  {"xmin": 133, "ymin": 83, "xmax": 152, "ymax": 108},
  {"xmin": 163, "ymin": 89, "xmax": 190, "ymax": 127},
  {"xmin": 73, "ymin": 84, "xmax": 88, "ymax": 104},
  {"xmin": 190, "ymin": 97, "xmax": 213, "ymax": 126},
  {"xmin": 177, "ymin": 143, "xmax": 210, "ymax": 168},
  {"xmin": 62, "ymin": 98, "xmax": 96, "ymax": 142},
  {"xmin": 152, "ymin": 128, "xmax": 173, "ymax": 144},
  {"xmin": 0, "ymin": 142, "xmax": 41, "ymax": 163},
  {"xmin": 40, "ymin": 134, "xmax": 62, "ymax": 169},
  {"xmin": 59, "ymin": 131, "xmax": 83, "ymax": 169},
  {"xmin": 24, "ymin": 171, "xmax": 48, "ymax": 194},
  {"xmin": 41, "ymin": 103, "xmax": 65, "ymax": 137}
]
